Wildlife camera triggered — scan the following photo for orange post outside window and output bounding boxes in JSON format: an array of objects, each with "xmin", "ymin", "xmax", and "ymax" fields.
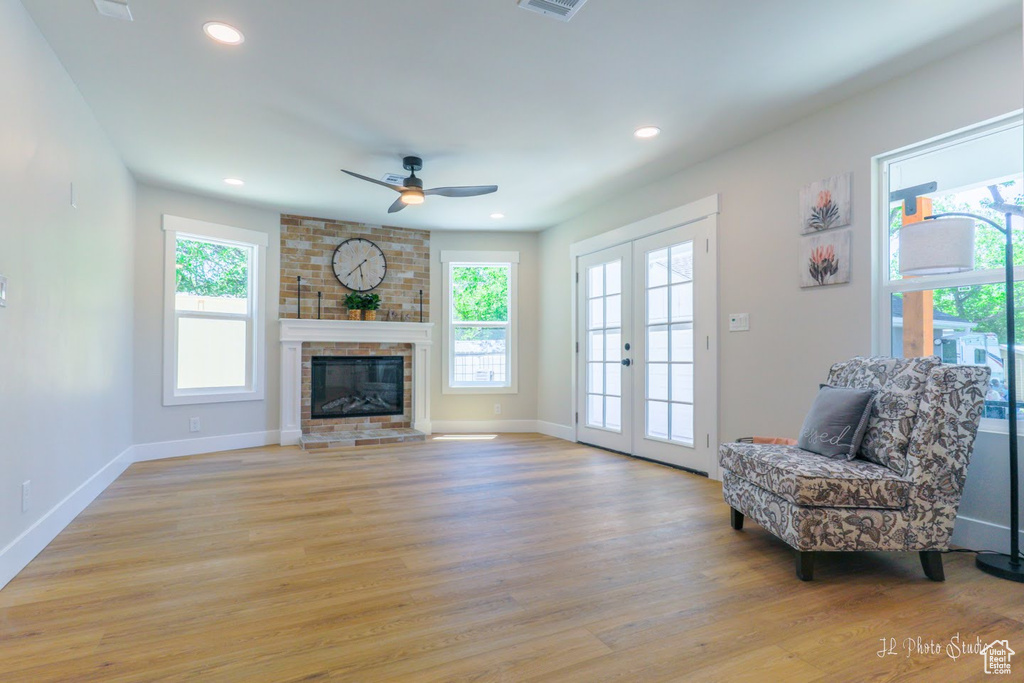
[{"xmin": 902, "ymin": 198, "xmax": 934, "ymax": 359}]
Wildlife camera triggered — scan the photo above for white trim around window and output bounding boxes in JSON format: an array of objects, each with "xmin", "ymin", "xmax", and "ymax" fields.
[
  {"xmin": 873, "ymin": 112, "xmax": 1023, "ymax": 434},
  {"xmin": 441, "ymin": 250, "xmax": 519, "ymax": 395},
  {"xmin": 162, "ymin": 215, "xmax": 268, "ymax": 406}
]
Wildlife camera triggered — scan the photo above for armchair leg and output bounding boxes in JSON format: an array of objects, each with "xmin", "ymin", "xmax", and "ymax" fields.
[
  {"xmin": 730, "ymin": 507, "xmax": 744, "ymax": 531},
  {"xmin": 919, "ymin": 551, "xmax": 945, "ymax": 582},
  {"xmin": 796, "ymin": 551, "xmax": 815, "ymax": 581}
]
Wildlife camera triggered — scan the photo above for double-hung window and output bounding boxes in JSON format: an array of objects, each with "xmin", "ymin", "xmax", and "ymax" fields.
[
  {"xmin": 163, "ymin": 215, "xmax": 268, "ymax": 405},
  {"xmin": 876, "ymin": 115, "xmax": 1023, "ymax": 427},
  {"xmin": 442, "ymin": 251, "xmax": 519, "ymax": 393}
]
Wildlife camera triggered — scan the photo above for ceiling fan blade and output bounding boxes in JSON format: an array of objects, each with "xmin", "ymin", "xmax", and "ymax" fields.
[
  {"xmin": 387, "ymin": 197, "xmax": 407, "ymax": 214},
  {"xmin": 424, "ymin": 185, "xmax": 498, "ymax": 198},
  {"xmin": 341, "ymin": 169, "xmax": 403, "ymax": 192}
]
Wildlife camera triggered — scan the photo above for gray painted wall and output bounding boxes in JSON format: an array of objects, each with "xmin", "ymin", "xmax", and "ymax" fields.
[
  {"xmin": 132, "ymin": 184, "xmax": 282, "ymax": 445},
  {"xmin": 537, "ymin": 31, "xmax": 1024, "ymax": 552},
  {"xmin": 0, "ymin": 0, "xmax": 135, "ymax": 552},
  {"xmin": 429, "ymin": 230, "xmax": 540, "ymax": 423}
]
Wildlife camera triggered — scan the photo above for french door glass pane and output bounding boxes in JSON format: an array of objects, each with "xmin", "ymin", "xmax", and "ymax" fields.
[
  {"xmin": 588, "ymin": 362, "xmax": 604, "ymax": 394},
  {"xmin": 648, "ymin": 249, "xmax": 669, "ymax": 288},
  {"xmin": 588, "ymin": 394, "xmax": 604, "ymax": 427},
  {"xmin": 606, "ymin": 397, "xmax": 622, "ymax": 430},
  {"xmin": 585, "ymin": 258, "xmax": 623, "ymax": 432},
  {"xmin": 605, "ymin": 331, "xmax": 622, "ymax": 362},
  {"xmin": 670, "ymin": 244, "xmax": 693, "ymax": 283},
  {"xmin": 672, "ymin": 363, "xmax": 694, "ymax": 403},
  {"xmin": 671, "ymin": 324, "xmax": 694, "ymax": 362},
  {"xmin": 648, "ymin": 363, "xmax": 668, "ymax": 401},
  {"xmin": 589, "ymin": 265, "xmax": 604, "ymax": 297},
  {"xmin": 589, "ymin": 331, "xmax": 604, "ymax": 361},
  {"xmin": 648, "ymin": 287, "xmax": 669, "ymax": 325},
  {"xmin": 606, "ymin": 363, "xmax": 621, "ymax": 396},
  {"xmin": 671, "ymin": 403, "xmax": 694, "ymax": 443},
  {"xmin": 648, "ymin": 325, "xmax": 669, "ymax": 362},
  {"xmin": 670, "ymin": 283, "xmax": 693, "ymax": 322},
  {"xmin": 588, "ymin": 298, "xmax": 604, "ymax": 329},
  {"xmin": 606, "ymin": 295, "xmax": 622, "ymax": 327},
  {"xmin": 606, "ymin": 261, "xmax": 622, "ymax": 294},
  {"xmin": 648, "ymin": 401, "xmax": 669, "ymax": 439},
  {"xmin": 645, "ymin": 241, "xmax": 695, "ymax": 444}
]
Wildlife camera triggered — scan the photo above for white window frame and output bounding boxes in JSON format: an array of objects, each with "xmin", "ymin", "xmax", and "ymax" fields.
[
  {"xmin": 162, "ymin": 215, "xmax": 268, "ymax": 406},
  {"xmin": 441, "ymin": 250, "xmax": 519, "ymax": 395},
  {"xmin": 873, "ymin": 113, "xmax": 1023, "ymax": 434}
]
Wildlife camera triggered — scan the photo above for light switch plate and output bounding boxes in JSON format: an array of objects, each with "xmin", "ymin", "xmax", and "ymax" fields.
[
  {"xmin": 0, "ymin": 275, "xmax": 7, "ymax": 307},
  {"xmin": 728, "ymin": 313, "xmax": 749, "ymax": 332}
]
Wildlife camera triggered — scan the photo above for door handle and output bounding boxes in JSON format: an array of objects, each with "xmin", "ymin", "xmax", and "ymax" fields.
[{"xmin": 621, "ymin": 358, "xmax": 632, "ymax": 367}]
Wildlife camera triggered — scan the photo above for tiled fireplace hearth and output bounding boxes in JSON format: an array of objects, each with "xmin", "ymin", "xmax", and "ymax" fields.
[{"xmin": 279, "ymin": 319, "xmax": 433, "ymax": 448}]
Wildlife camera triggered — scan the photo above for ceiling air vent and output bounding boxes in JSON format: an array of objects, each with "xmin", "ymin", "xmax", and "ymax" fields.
[
  {"xmin": 93, "ymin": 0, "xmax": 133, "ymax": 21},
  {"xmin": 517, "ymin": 0, "xmax": 588, "ymax": 22},
  {"xmin": 381, "ymin": 173, "xmax": 407, "ymax": 185}
]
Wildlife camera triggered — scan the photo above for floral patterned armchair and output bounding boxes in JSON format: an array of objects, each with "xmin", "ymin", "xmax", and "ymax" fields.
[{"xmin": 719, "ymin": 356, "xmax": 989, "ymax": 581}]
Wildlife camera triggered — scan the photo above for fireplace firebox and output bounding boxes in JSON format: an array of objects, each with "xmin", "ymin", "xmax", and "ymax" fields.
[{"xmin": 311, "ymin": 356, "xmax": 404, "ymax": 419}]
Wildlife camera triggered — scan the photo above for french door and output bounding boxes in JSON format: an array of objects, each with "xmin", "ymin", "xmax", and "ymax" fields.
[
  {"xmin": 576, "ymin": 243, "xmax": 633, "ymax": 453},
  {"xmin": 576, "ymin": 219, "xmax": 716, "ymax": 474}
]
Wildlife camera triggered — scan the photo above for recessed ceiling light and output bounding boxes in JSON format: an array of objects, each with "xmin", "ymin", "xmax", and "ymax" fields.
[
  {"xmin": 634, "ymin": 126, "xmax": 661, "ymax": 139},
  {"xmin": 204, "ymin": 22, "xmax": 245, "ymax": 45},
  {"xmin": 224, "ymin": 178, "xmax": 245, "ymax": 186},
  {"xmin": 490, "ymin": 213, "xmax": 505, "ymax": 220}
]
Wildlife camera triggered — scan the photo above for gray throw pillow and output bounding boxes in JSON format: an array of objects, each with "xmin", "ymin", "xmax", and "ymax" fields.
[{"xmin": 797, "ymin": 385, "xmax": 877, "ymax": 460}]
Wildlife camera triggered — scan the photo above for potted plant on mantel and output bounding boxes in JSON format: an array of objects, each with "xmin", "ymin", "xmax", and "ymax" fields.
[
  {"xmin": 362, "ymin": 293, "xmax": 381, "ymax": 321},
  {"xmin": 344, "ymin": 292, "xmax": 364, "ymax": 321},
  {"xmin": 343, "ymin": 292, "xmax": 382, "ymax": 321}
]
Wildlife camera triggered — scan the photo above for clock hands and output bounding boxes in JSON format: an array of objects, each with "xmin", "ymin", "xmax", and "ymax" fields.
[{"xmin": 347, "ymin": 258, "xmax": 368, "ymax": 278}]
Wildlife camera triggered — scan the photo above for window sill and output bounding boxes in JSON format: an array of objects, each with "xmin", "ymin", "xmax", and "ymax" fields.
[
  {"xmin": 978, "ymin": 417, "xmax": 1024, "ymax": 436},
  {"xmin": 442, "ymin": 385, "xmax": 518, "ymax": 395},
  {"xmin": 163, "ymin": 388, "xmax": 265, "ymax": 406}
]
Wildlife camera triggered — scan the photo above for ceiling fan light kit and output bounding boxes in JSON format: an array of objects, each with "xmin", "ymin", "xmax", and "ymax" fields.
[{"xmin": 342, "ymin": 156, "xmax": 497, "ymax": 214}]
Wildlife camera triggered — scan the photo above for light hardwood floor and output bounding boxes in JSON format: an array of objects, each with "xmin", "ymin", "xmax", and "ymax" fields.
[{"xmin": 1, "ymin": 434, "xmax": 1021, "ymax": 681}]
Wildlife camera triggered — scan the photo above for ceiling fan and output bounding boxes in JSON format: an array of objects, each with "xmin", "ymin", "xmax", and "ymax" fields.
[{"xmin": 342, "ymin": 156, "xmax": 497, "ymax": 214}]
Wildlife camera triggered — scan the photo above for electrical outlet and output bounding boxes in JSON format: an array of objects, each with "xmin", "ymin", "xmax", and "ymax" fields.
[
  {"xmin": 494, "ymin": 403, "xmax": 502, "ymax": 415},
  {"xmin": 21, "ymin": 481, "xmax": 30, "ymax": 513},
  {"xmin": 189, "ymin": 417, "xmax": 201, "ymax": 433}
]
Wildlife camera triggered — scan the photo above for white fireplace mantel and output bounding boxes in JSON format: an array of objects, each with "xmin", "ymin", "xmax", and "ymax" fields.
[{"xmin": 279, "ymin": 319, "xmax": 434, "ymax": 445}]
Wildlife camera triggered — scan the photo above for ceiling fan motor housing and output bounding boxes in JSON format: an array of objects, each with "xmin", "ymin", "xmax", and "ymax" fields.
[{"xmin": 403, "ymin": 176, "xmax": 423, "ymax": 190}]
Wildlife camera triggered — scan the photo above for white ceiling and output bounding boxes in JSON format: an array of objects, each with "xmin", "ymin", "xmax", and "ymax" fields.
[{"xmin": 21, "ymin": 0, "xmax": 1022, "ymax": 231}]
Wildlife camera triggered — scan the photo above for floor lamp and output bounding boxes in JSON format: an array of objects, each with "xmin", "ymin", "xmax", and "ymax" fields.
[{"xmin": 898, "ymin": 193, "xmax": 1023, "ymax": 582}]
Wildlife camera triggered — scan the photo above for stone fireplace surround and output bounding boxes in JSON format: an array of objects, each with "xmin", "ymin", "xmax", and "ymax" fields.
[{"xmin": 279, "ymin": 319, "xmax": 433, "ymax": 447}]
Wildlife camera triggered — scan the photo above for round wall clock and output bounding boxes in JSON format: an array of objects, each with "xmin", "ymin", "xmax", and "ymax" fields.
[{"xmin": 333, "ymin": 238, "xmax": 387, "ymax": 292}]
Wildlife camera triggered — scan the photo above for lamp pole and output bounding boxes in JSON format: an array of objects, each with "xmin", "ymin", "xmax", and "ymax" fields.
[{"xmin": 926, "ymin": 210, "xmax": 1022, "ymax": 581}]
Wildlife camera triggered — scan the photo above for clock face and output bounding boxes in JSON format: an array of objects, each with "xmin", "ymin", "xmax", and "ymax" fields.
[{"xmin": 332, "ymin": 238, "xmax": 387, "ymax": 292}]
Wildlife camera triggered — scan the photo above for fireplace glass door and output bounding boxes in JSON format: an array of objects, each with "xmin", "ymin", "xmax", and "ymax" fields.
[{"xmin": 311, "ymin": 356, "xmax": 404, "ymax": 419}]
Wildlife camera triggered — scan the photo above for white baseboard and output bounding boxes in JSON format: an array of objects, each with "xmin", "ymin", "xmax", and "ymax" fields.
[
  {"xmin": 952, "ymin": 514, "xmax": 1024, "ymax": 554},
  {"xmin": 0, "ymin": 446, "xmax": 133, "ymax": 591},
  {"xmin": 133, "ymin": 430, "xmax": 281, "ymax": 462},
  {"xmin": 1, "ymin": 430, "xmax": 282, "ymax": 591},
  {"xmin": 430, "ymin": 419, "xmax": 574, "ymax": 441},
  {"xmin": 536, "ymin": 420, "xmax": 574, "ymax": 441},
  {"xmin": 432, "ymin": 419, "xmax": 539, "ymax": 434}
]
